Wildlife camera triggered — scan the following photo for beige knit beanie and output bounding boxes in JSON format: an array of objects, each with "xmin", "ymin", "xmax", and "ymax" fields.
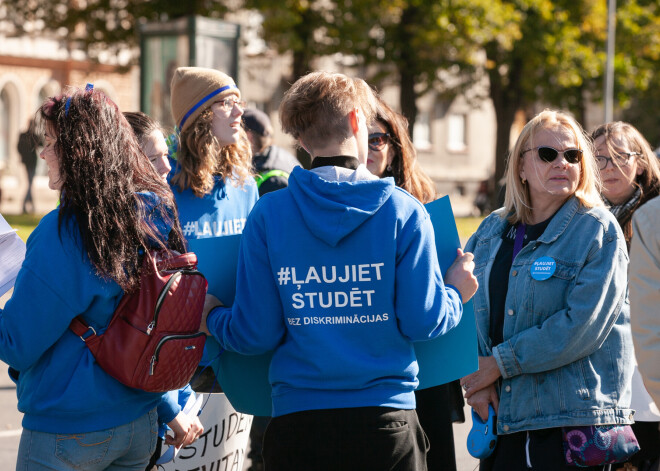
[{"xmin": 170, "ymin": 67, "xmax": 240, "ymax": 133}]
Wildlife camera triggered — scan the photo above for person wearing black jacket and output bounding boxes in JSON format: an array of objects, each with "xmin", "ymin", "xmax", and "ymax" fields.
[
  {"xmin": 17, "ymin": 119, "xmax": 41, "ymax": 213},
  {"xmin": 243, "ymin": 108, "xmax": 300, "ymax": 196}
]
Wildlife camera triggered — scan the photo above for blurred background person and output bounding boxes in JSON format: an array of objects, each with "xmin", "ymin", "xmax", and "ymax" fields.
[
  {"xmin": 592, "ymin": 121, "xmax": 660, "ymax": 471},
  {"xmin": 462, "ymin": 109, "xmax": 634, "ymax": 471},
  {"xmin": 124, "ymin": 111, "xmax": 172, "ymax": 180},
  {"xmin": 242, "ymin": 107, "xmax": 300, "ymax": 196},
  {"xmin": 17, "ymin": 119, "xmax": 41, "ymax": 214},
  {"xmin": 369, "ymin": 96, "xmax": 465, "ymax": 471},
  {"xmin": 5, "ymin": 85, "xmax": 189, "ymax": 470}
]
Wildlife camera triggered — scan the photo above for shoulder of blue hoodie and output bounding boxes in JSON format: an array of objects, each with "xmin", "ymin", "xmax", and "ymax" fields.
[
  {"xmin": 207, "ymin": 166, "xmax": 462, "ymax": 353},
  {"xmin": 0, "ymin": 210, "xmax": 121, "ymax": 370}
]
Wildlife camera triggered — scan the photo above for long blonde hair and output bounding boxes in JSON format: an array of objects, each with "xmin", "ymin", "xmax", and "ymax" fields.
[
  {"xmin": 171, "ymin": 108, "xmax": 253, "ymax": 197},
  {"xmin": 504, "ymin": 109, "xmax": 602, "ymax": 224}
]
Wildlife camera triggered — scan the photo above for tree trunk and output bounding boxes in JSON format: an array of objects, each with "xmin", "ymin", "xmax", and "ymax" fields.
[
  {"xmin": 487, "ymin": 53, "xmax": 524, "ymax": 210},
  {"xmin": 399, "ymin": 68, "xmax": 417, "ymax": 138},
  {"xmin": 290, "ymin": 13, "xmax": 315, "ymax": 169},
  {"xmin": 397, "ymin": 4, "xmax": 420, "ymax": 138}
]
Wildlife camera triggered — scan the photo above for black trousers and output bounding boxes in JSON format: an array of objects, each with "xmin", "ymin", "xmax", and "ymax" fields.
[
  {"xmin": 415, "ymin": 381, "xmax": 465, "ymax": 471},
  {"xmin": 480, "ymin": 428, "xmax": 611, "ymax": 471},
  {"xmin": 263, "ymin": 407, "xmax": 429, "ymax": 471}
]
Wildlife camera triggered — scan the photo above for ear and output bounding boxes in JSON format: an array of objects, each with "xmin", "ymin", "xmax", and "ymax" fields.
[
  {"xmin": 298, "ymin": 139, "xmax": 312, "ymax": 156},
  {"xmin": 348, "ymin": 107, "xmax": 360, "ymax": 135}
]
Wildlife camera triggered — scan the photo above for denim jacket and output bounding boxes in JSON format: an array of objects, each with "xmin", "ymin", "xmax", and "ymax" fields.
[{"xmin": 464, "ymin": 197, "xmax": 634, "ymax": 434}]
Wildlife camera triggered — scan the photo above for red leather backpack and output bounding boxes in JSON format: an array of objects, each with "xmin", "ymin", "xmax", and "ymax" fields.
[{"xmin": 70, "ymin": 251, "xmax": 207, "ymax": 392}]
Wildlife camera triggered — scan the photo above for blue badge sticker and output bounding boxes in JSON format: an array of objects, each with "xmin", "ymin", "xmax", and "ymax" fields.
[{"xmin": 531, "ymin": 256, "xmax": 556, "ymax": 281}]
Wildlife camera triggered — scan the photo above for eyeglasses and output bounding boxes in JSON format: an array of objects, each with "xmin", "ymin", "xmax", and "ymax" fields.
[
  {"xmin": 595, "ymin": 152, "xmax": 641, "ymax": 170},
  {"xmin": 368, "ymin": 132, "xmax": 390, "ymax": 151},
  {"xmin": 522, "ymin": 146, "xmax": 582, "ymax": 164},
  {"xmin": 213, "ymin": 97, "xmax": 247, "ymax": 113}
]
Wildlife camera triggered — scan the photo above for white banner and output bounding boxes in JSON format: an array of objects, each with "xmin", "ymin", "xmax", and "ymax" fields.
[{"xmin": 157, "ymin": 393, "xmax": 253, "ymax": 471}]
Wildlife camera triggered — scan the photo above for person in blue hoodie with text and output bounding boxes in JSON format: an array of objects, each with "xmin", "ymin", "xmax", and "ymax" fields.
[
  {"xmin": 2, "ymin": 86, "xmax": 195, "ymax": 470},
  {"xmin": 202, "ymin": 71, "xmax": 478, "ymax": 471},
  {"xmin": 168, "ymin": 67, "xmax": 259, "ymax": 392}
]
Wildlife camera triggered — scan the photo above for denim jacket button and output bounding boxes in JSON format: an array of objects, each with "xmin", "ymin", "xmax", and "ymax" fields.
[
  {"xmin": 503, "ymin": 425, "xmax": 510, "ymax": 431},
  {"xmin": 507, "ymin": 309, "xmax": 514, "ymax": 316},
  {"xmin": 505, "ymin": 385, "xmax": 511, "ymax": 392},
  {"xmin": 512, "ymin": 270, "xmax": 518, "ymax": 276}
]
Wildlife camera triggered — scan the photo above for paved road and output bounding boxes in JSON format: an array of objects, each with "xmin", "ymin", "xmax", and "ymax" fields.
[{"xmin": 0, "ymin": 289, "xmax": 479, "ymax": 470}]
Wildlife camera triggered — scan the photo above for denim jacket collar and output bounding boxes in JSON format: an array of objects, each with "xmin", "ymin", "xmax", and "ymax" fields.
[
  {"xmin": 483, "ymin": 196, "xmax": 580, "ymax": 245},
  {"xmin": 536, "ymin": 197, "xmax": 579, "ymax": 245}
]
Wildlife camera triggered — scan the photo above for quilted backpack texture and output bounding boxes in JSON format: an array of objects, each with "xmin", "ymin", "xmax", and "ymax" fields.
[{"xmin": 70, "ymin": 251, "xmax": 208, "ymax": 392}]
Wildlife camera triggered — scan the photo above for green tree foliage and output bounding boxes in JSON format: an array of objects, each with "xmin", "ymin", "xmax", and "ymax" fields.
[
  {"xmin": 1, "ymin": 0, "xmax": 228, "ymax": 62},
  {"xmin": 6, "ymin": 0, "xmax": 658, "ymax": 177},
  {"xmin": 465, "ymin": 0, "xmax": 659, "ymax": 205},
  {"xmin": 617, "ymin": 0, "xmax": 660, "ymax": 148}
]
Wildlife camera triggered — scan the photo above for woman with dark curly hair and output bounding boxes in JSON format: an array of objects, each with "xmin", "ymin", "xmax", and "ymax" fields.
[
  {"xmin": 367, "ymin": 97, "xmax": 436, "ymax": 203},
  {"xmin": 368, "ymin": 97, "xmax": 465, "ymax": 471},
  {"xmin": 1, "ymin": 85, "xmax": 186, "ymax": 470}
]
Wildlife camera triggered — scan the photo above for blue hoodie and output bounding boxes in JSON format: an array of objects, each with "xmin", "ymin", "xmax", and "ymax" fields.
[
  {"xmin": 0, "ymin": 194, "xmax": 172, "ymax": 433},
  {"xmin": 167, "ymin": 157, "xmax": 258, "ymax": 241},
  {"xmin": 207, "ymin": 165, "xmax": 463, "ymax": 417},
  {"xmin": 167, "ymin": 157, "xmax": 258, "ymax": 367}
]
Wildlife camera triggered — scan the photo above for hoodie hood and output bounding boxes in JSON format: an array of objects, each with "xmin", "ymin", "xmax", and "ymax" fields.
[{"xmin": 288, "ymin": 166, "xmax": 394, "ymax": 246}]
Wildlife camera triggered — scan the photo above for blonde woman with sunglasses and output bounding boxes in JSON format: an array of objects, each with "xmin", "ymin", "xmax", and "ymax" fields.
[
  {"xmin": 461, "ymin": 110, "xmax": 634, "ymax": 470},
  {"xmin": 592, "ymin": 121, "xmax": 660, "ymax": 471}
]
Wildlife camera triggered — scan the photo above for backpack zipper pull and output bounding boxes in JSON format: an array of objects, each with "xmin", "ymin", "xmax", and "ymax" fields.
[
  {"xmin": 146, "ymin": 321, "xmax": 155, "ymax": 335},
  {"xmin": 150, "ymin": 355, "xmax": 156, "ymax": 375}
]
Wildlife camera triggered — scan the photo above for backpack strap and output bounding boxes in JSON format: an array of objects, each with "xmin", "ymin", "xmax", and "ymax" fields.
[
  {"xmin": 69, "ymin": 316, "xmax": 98, "ymax": 342},
  {"xmin": 255, "ymin": 169, "xmax": 289, "ymax": 188}
]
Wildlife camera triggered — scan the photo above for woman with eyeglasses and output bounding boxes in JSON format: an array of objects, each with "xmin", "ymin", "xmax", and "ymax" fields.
[
  {"xmin": 168, "ymin": 67, "xmax": 258, "ymax": 391},
  {"xmin": 367, "ymin": 98, "xmax": 465, "ymax": 470},
  {"xmin": 592, "ymin": 122, "xmax": 660, "ymax": 471},
  {"xmin": 461, "ymin": 110, "xmax": 633, "ymax": 470},
  {"xmin": 592, "ymin": 122, "xmax": 660, "ymax": 249}
]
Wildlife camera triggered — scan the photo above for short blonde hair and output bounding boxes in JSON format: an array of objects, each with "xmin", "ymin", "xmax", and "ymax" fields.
[
  {"xmin": 279, "ymin": 71, "xmax": 378, "ymax": 148},
  {"xmin": 504, "ymin": 109, "xmax": 603, "ymax": 224}
]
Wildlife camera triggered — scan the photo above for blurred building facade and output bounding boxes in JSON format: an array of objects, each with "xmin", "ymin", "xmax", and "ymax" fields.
[{"xmin": 0, "ymin": 12, "xmax": 499, "ymax": 216}]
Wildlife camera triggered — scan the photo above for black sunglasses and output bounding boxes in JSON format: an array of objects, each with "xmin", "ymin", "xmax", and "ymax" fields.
[
  {"xmin": 522, "ymin": 146, "xmax": 583, "ymax": 164},
  {"xmin": 368, "ymin": 132, "xmax": 390, "ymax": 151}
]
